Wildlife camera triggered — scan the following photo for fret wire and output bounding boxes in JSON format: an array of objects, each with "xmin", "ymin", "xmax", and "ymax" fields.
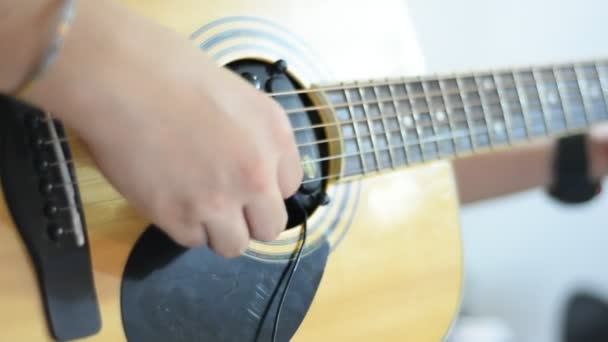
[
  {"xmin": 537, "ymin": 68, "xmax": 566, "ymax": 134},
  {"xmin": 63, "ymin": 91, "xmax": 534, "ymax": 151},
  {"xmin": 276, "ymin": 63, "xmax": 606, "ymax": 117},
  {"xmin": 455, "ymin": 76, "xmax": 478, "ymax": 150},
  {"xmin": 298, "ymin": 104, "xmax": 530, "ymax": 149},
  {"xmin": 301, "ymin": 81, "xmax": 594, "ymax": 147},
  {"xmin": 437, "ymin": 77, "xmax": 460, "ymax": 155},
  {"xmin": 357, "ymin": 84, "xmax": 381, "ymax": 171},
  {"xmin": 512, "ymin": 70, "xmax": 534, "ymax": 139},
  {"xmin": 573, "ymin": 64, "xmax": 593, "ymax": 124},
  {"xmin": 595, "ymin": 62, "xmax": 608, "ymax": 115},
  {"xmin": 597, "ymin": 62, "xmax": 608, "ymax": 96},
  {"xmin": 64, "ymin": 80, "xmax": 579, "ymax": 151},
  {"xmin": 396, "ymin": 77, "xmax": 417, "ymax": 163},
  {"xmin": 407, "ymin": 79, "xmax": 427, "ymax": 161},
  {"xmin": 546, "ymin": 67, "xmax": 570, "ymax": 132},
  {"xmin": 553, "ymin": 66, "xmax": 575, "ymax": 130},
  {"xmin": 287, "ymin": 75, "xmax": 584, "ymax": 119},
  {"xmin": 474, "ymin": 74, "xmax": 497, "ymax": 147},
  {"xmin": 421, "ymin": 79, "xmax": 442, "ymax": 158},
  {"xmin": 69, "ymin": 105, "xmax": 560, "ymax": 191},
  {"xmin": 492, "ymin": 72, "xmax": 513, "ymax": 145},
  {"xmin": 372, "ymin": 83, "xmax": 396, "ymax": 169},
  {"xmin": 300, "ymin": 127, "xmax": 493, "ymax": 184},
  {"xmin": 530, "ymin": 68, "xmax": 553, "ymax": 135},
  {"xmin": 294, "ymin": 89, "xmax": 488, "ymax": 133},
  {"xmin": 342, "ymin": 84, "xmax": 368, "ymax": 175},
  {"xmin": 572, "ymin": 64, "xmax": 593, "ymax": 125},
  {"xmin": 332, "ymin": 125, "xmax": 468, "ymax": 153},
  {"xmin": 303, "ymin": 127, "xmax": 488, "ymax": 167},
  {"xmin": 388, "ymin": 79, "xmax": 410, "ymax": 165},
  {"xmin": 301, "ymin": 125, "xmax": 464, "ymax": 149},
  {"xmin": 75, "ymin": 123, "xmax": 494, "ymax": 190}
]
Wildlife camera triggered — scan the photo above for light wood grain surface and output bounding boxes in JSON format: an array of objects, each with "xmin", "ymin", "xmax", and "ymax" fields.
[{"xmin": 0, "ymin": 1, "xmax": 462, "ymax": 340}]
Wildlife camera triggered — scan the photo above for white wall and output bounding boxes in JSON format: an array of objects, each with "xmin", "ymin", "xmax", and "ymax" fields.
[
  {"xmin": 402, "ymin": 1, "xmax": 608, "ymax": 341},
  {"xmin": 458, "ymin": 190, "xmax": 608, "ymax": 342}
]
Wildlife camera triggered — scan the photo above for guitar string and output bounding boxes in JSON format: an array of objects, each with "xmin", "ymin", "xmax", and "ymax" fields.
[
  {"xmin": 30, "ymin": 64, "xmax": 606, "ymax": 336},
  {"xmin": 40, "ymin": 81, "xmax": 494, "ymax": 128},
  {"xmin": 53, "ymin": 92, "xmax": 487, "ymax": 146},
  {"xmin": 263, "ymin": 60, "xmax": 606, "ymax": 98},
  {"xmin": 50, "ymin": 96, "xmax": 599, "ymax": 185},
  {"xmin": 263, "ymin": 122, "xmax": 586, "ymax": 186},
  {"xmin": 45, "ymin": 112, "xmax": 86, "ymax": 246},
  {"xmin": 43, "ymin": 73, "xmax": 594, "ymax": 136},
  {"xmin": 34, "ymin": 65, "xmax": 608, "ymax": 238},
  {"xmin": 51, "ymin": 78, "xmax": 590, "ymax": 150},
  {"xmin": 40, "ymin": 73, "xmax": 606, "ymax": 200},
  {"xmin": 277, "ymin": 76, "xmax": 590, "ymax": 118},
  {"xmin": 53, "ymin": 122, "xmax": 495, "ymax": 182},
  {"xmin": 53, "ymin": 105, "xmax": 503, "ymax": 151},
  {"xmin": 59, "ymin": 125, "xmax": 605, "ymax": 225},
  {"xmin": 54, "ymin": 124, "xmax": 481, "ymax": 184},
  {"xmin": 50, "ymin": 124, "xmax": 499, "ymax": 200},
  {"xmin": 52, "ymin": 122, "xmax": 593, "ymax": 213}
]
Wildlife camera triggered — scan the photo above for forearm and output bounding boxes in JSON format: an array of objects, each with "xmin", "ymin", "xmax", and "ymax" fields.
[
  {"xmin": 0, "ymin": 0, "xmax": 57, "ymax": 93},
  {"xmin": 453, "ymin": 139, "xmax": 553, "ymax": 204},
  {"xmin": 453, "ymin": 135, "xmax": 608, "ymax": 204},
  {"xmin": 0, "ymin": 1, "xmax": 187, "ymax": 128}
]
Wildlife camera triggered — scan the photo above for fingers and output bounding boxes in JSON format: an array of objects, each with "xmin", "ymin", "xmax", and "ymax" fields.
[
  {"xmin": 164, "ymin": 223, "xmax": 207, "ymax": 248},
  {"xmin": 244, "ymin": 186, "xmax": 288, "ymax": 242},
  {"xmin": 277, "ymin": 147, "xmax": 304, "ymax": 198},
  {"xmin": 204, "ymin": 207, "xmax": 250, "ymax": 258},
  {"xmin": 160, "ymin": 204, "xmax": 250, "ymax": 258}
]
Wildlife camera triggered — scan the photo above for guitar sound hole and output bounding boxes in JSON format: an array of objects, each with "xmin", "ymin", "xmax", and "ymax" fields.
[{"xmin": 226, "ymin": 59, "xmax": 330, "ymax": 229}]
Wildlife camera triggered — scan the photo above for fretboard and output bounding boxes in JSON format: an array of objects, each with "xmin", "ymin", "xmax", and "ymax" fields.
[{"xmin": 321, "ymin": 60, "xmax": 608, "ymax": 178}]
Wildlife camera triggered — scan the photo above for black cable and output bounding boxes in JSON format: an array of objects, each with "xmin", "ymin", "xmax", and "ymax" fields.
[
  {"xmin": 254, "ymin": 198, "xmax": 308, "ymax": 342},
  {"xmin": 271, "ymin": 200, "xmax": 307, "ymax": 342}
]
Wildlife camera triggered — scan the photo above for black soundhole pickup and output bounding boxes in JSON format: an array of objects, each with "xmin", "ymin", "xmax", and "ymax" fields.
[{"xmin": 0, "ymin": 95, "xmax": 101, "ymax": 341}]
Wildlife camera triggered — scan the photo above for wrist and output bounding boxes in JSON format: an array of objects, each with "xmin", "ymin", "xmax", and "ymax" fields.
[
  {"xmin": 0, "ymin": 0, "xmax": 59, "ymax": 93},
  {"xmin": 590, "ymin": 135, "xmax": 608, "ymax": 180},
  {"xmin": 18, "ymin": 1, "xmax": 133, "ymax": 127}
]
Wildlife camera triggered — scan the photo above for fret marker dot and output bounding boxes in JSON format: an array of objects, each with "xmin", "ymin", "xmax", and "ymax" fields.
[
  {"xmin": 435, "ymin": 111, "xmax": 446, "ymax": 122},
  {"xmin": 547, "ymin": 91, "xmax": 558, "ymax": 104},
  {"xmin": 493, "ymin": 121, "xmax": 505, "ymax": 134},
  {"xmin": 402, "ymin": 116, "xmax": 414, "ymax": 127},
  {"xmin": 483, "ymin": 79, "xmax": 494, "ymax": 90}
]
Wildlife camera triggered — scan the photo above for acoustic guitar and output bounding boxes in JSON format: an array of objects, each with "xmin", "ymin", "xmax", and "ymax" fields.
[{"xmin": 0, "ymin": 1, "xmax": 606, "ymax": 341}]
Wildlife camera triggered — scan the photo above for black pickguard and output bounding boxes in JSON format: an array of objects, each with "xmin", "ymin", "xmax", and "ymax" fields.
[{"xmin": 121, "ymin": 226, "xmax": 329, "ymax": 342}]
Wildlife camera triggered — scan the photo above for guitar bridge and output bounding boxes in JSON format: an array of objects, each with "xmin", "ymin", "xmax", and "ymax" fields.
[{"xmin": 0, "ymin": 95, "xmax": 101, "ymax": 341}]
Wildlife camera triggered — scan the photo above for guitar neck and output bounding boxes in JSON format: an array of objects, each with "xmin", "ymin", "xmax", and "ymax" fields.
[{"xmin": 318, "ymin": 59, "xmax": 608, "ymax": 178}]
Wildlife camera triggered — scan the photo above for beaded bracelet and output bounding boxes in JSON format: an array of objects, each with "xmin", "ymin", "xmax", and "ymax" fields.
[{"xmin": 12, "ymin": 0, "xmax": 77, "ymax": 97}]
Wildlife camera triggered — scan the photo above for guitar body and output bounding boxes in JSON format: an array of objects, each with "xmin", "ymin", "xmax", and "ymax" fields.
[{"xmin": 0, "ymin": 0, "xmax": 463, "ymax": 341}]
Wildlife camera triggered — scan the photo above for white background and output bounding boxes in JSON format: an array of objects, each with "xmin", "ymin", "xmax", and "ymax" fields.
[{"xmin": 402, "ymin": 1, "xmax": 608, "ymax": 341}]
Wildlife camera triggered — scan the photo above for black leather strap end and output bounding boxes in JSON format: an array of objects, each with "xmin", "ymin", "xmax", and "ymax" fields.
[{"xmin": 548, "ymin": 134, "xmax": 601, "ymax": 204}]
